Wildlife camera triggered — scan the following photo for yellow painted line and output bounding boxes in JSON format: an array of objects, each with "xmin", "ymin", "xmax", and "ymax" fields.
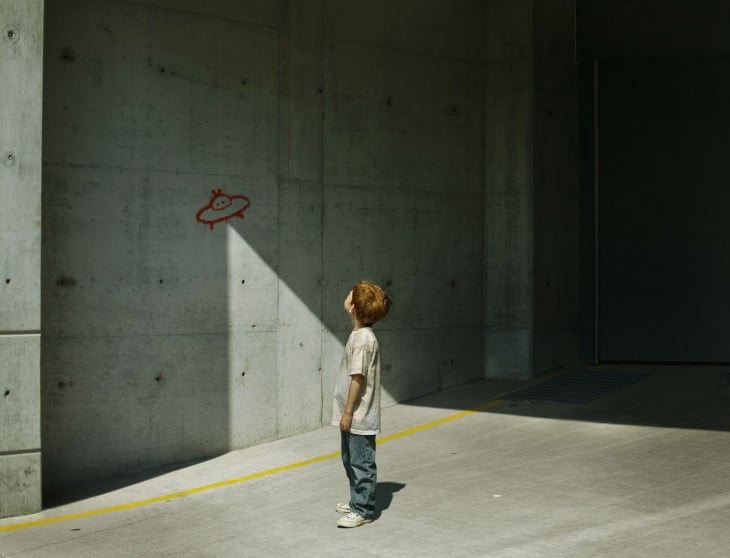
[
  {"xmin": 0, "ymin": 399, "xmax": 503, "ymax": 534},
  {"xmin": 0, "ymin": 452, "xmax": 340, "ymax": 533},
  {"xmin": 378, "ymin": 399, "xmax": 504, "ymax": 444}
]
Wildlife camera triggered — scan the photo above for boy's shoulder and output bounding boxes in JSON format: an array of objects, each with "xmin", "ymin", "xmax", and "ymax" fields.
[{"xmin": 350, "ymin": 327, "xmax": 378, "ymax": 346}]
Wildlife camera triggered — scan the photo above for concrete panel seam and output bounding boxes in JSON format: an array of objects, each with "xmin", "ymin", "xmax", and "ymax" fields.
[{"xmin": 0, "ymin": 449, "xmax": 41, "ymax": 458}]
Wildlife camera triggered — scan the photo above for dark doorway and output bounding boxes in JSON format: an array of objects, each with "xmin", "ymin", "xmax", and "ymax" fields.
[{"xmin": 595, "ymin": 57, "xmax": 730, "ymax": 362}]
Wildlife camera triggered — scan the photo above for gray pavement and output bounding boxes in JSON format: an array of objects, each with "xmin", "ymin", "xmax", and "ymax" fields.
[{"xmin": 2, "ymin": 364, "xmax": 730, "ymax": 557}]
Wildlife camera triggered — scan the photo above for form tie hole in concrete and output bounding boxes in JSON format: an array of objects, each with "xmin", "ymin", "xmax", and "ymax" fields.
[
  {"xmin": 60, "ymin": 46, "xmax": 76, "ymax": 62},
  {"xmin": 4, "ymin": 390, "xmax": 10, "ymax": 397},
  {"xmin": 5, "ymin": 278, "xmax": 10, "ymax": 285},
  {"xmin": 5, "ymin": 153, "xmax": 16, "ymax": 166},
  {"xmin": 241, "ymin": 371, "xmax": 246, "ymax": 377},
  {"xmin": 241, "ymin": 279, "xmax": 245, "ymax": 284},
  {"xmin": 56, "ymin": 276, "xmax": 77, "ymax": 287},
  {"xmin": 159, "ymin": 279, "xmax": 164, "ymax": 284},
  {"xmin": 5, "ymin": 28, "xmax": 18, "ymax": 43},
  {"xmin": 155, "ymin": 374, "xmax": 164, "ymax": 383}
]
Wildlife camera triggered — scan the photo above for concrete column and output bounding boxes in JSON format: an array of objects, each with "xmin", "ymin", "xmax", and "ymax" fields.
[
  {"xmin": 484, "ymin": 0, "xmax": 535, "ymax": 379},
  {"xmin": 0, "ymin": 0, "xmax": 43, "ymax": 517},
  {"xmin": 532, "ymin": 0, "xmax": 580, "ymax": 373},
  {"xmin": 484, "ymin": 0, "xmax": 579, "ymax": 379}
]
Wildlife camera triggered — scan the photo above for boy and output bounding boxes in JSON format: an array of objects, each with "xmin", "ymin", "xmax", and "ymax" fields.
[{"xmin": 332, "ymin": 280, "xmax": 392, "ymax": 528}]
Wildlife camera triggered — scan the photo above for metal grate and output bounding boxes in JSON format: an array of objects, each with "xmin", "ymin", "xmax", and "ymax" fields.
[{"xmin": 504, "ymin": 369, "xmax": 652, "ymax": 404}]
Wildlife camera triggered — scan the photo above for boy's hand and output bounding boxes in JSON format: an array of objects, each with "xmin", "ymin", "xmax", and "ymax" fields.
[
  {"xmin": 340, "ymin": 374, "xmax": 364, "ymax": 432},
  {"xmin": 340, "ymin": 411, "xmax": 353, "ymax": 432}
]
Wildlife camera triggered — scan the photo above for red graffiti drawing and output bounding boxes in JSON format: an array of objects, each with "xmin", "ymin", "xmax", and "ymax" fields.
[{"xmin": 196, "ymin": 188, "xmax": 251, "ymax": 230}]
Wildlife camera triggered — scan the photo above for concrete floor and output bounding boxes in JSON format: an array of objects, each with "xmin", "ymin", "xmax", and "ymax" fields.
[{"xmin": 2, "ymin": 364, "xmax": 730, "ymax": 557}]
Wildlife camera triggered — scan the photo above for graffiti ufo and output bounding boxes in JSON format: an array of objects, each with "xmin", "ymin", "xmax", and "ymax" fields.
[{"xmin": 196, "ymin": 188, "xmax": 251, "ymax": 230}]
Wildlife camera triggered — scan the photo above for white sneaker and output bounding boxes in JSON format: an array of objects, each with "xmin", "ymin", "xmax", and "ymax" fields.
[
  {"xmin": 335, "ymin": 502, "xmax": 351, "ymax": 514},
  {"xmin": 337, "ymin": 512, "xmax": 372, "ymax": 528}
]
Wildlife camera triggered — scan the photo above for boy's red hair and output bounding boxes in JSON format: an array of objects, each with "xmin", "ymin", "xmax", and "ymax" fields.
[{"xmin": 351, "ymin": 280, "xmax": 392, "ymax": 325}]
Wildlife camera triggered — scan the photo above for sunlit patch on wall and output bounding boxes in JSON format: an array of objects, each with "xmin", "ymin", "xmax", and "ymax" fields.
[{"xmin": 196, "ymin": 188, "xmax": 251, "ymax": 230}]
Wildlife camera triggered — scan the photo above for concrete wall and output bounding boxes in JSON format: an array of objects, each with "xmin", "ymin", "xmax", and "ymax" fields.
[
  {"xmin": 0, "ymin": 0, "xmax": 580, "ymax": 512},
  {"xmin": 532, "ymin": 0, "xmax": 579, "ymax": 373},
  {"xmin": 39, "ymin": 0, "xmax": 494, "ymax": 497},
  {"xmin": 484, "ymin": 0, "xmax": 580, "ymax": 378},
  {"xmin": 484, "ymin": 0, "xmax": 534, "ymax": 379},
  {"xmin": 319, "ymin": 0, "xmax": 486, "ymax": 402},
  {"xmin": 0, "ymin": 0, "xmax": 43, "ymax": 517}
]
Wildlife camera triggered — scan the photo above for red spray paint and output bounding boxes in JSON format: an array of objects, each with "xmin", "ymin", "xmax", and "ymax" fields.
[{"xmin": 196, "ymin": 188, "xmax": 251, "ymax": 230}]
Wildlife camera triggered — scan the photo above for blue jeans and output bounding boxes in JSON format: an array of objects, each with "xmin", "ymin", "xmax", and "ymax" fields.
[{"xmin": 340, "ymin": 431, "xmax": 377, "ymax": 518}]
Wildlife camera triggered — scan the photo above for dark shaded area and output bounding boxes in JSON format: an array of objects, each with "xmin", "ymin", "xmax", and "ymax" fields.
[
  {"xmin": 596, "ymin": 58, "xmax": 730, "ymax": 362},
  {"xmin": 374, "ymin": 481, "xmax": 406, "ymax": 521},
  {"xmin": 504, "ymin": 369, "xmax": 651, "ymax": 404},
  {"xmin": 577, "ymin": 0, "xmax": 730, "ymax": 59},
  {"xmin": 411, "ymin": 365, "xmax": 730, "ymax": 433},
  {"xmin": 43, "ymin": 458, "xmax": 209, "ymax": 507}
]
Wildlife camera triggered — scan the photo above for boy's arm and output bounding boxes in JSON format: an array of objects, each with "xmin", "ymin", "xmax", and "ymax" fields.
[{"xmin": 339, "ymin": 374, "xmax": 365, "ymax": 432}]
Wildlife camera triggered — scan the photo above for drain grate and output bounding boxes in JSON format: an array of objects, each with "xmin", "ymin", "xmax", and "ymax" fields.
[{"xmin": 505, "ymin": 369, "xmax": 652, "ymax": 404}]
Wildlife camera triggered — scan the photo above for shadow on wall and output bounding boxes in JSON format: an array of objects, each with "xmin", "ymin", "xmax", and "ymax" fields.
[
  {"xmin": 40, "ymin": 0, "xmax": 487, "ymax": 502},
  {"xmin": 41, "ymin": 173, "xmax": 235, "ymax": 501}
]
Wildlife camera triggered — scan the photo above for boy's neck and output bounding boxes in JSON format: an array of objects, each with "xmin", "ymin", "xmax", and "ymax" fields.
[{"xmin": 351, "ymin": 316, "xmax": 371, "ymax": 330}]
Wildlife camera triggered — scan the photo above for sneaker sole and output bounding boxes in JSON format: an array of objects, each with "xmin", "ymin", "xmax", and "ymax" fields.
[{"xmin": 337, "ymin": 517, "xmax": 372, "ymax": 528}]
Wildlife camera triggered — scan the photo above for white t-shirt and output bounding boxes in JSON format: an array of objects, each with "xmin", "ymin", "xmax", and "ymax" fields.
[{"xmin": 331, "ymin": 327, "xmax": 382, "ymax": 435}]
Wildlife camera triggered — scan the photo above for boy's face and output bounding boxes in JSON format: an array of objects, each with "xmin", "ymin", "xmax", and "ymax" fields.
[{"xmin": 344, "ymin": 290, "xmax": 355, "ymax": 316}]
